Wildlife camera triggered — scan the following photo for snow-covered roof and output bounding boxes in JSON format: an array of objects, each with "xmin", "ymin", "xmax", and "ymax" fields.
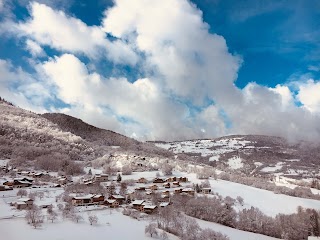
[
  {"xmin": 111, "ymin": 195, "xmax": 125, "ymax": 199},
  {"xmin": 18, "ymin": 198, "xmax": 32, "ymax": 202},
  {"xmin": 16, "ymin": 201, "xmax": 27, "ymax": 205},
  {"xmin": 143, "ymin": 205, "xmax": 157, "ymax": 209},
  {"xmin": 105, "ymin": 199, "xmax": 117, "ymax": 204},
  {"xmin": 159, "ymin": 202, "xmax": 170, "ymax": 207},
  {"xmin": 182, "ymin": 188, "xmax": 194, "ymax": 192},
  {"xmin": 131, "ymin": 200, "xmax": 145, "ymax": 205},
  {"xmin": 73, "ymin": 194, "xmax": 94, "ymax": 200}
]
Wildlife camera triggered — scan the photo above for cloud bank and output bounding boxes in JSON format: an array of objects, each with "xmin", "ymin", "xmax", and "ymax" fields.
[{"xmin": 1, "ymin": 0, "xmax": 320, "ymax": 142}]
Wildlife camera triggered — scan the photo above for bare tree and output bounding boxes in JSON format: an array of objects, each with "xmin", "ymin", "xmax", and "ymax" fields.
[
  {"xmin": 71, "ymin": 213, "xmax": 84, "ymax": 223},
  {"xmin": 88, "ymin": 214, "xmax": 98, "ymax": 225},
  {"xmin": 160, "ymin": 231, "xmax": 169, "ymax": 240},
  {"xmin": 145, "ymin": 223, "xmax": 158, "ymax": 237},
  {"xmin": 161, "ymin": 163, "xmax": 173, "ymax": 176},
  {"xmin": 25, "ymin": 206, "xmax": 44, "ymax": 228},
  {"xmin": 236, "ymin": 196, "xmax": 244, "ymax": 206},
  {"xmin": 47, "ymin": 209, "xmax": 58, "ymax": 223},
  {"xmin": 17, "ymin": 189, "xmax": 28, "ymax": 197}
]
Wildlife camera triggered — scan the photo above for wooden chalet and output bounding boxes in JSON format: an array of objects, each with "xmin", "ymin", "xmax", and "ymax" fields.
[
  {"xmin": 153, "ymin": 178, "xmax": 165, "ymax": 184},
  {"xmin": 143, "ymin": 205, "xmax": 158, "ymax": 214},
  {"xmin": 94, "ymin": 174, "xmax": 108, "ymax": 182},
  {"xmin": 178, "ymin": 177, "xmax": 188, "ymax": 182},
  {"xmin": 108, "ymin": 195, "xmax": 125, "ymax": 205},
  {"xmin": 166, "ymin": 176, "xmax": 177, "ymax": 182},
  {"xmin": 71, "ymin": 194, "xmax": 104, "ymax": 206},
  {"xmin": 149, "ymin": 185, "xmax": 158, "ymax": 191},
  {"xmin": 137, "ymin": 177, "xmax": 148, "ymax": 184},
  {"xmin": 182, "ymin": 188, "xmax": 195, "ymax": 196},
  {"xmin": 13, "ymin": 198, "xmax": 33, "ymax": 210},
  {"xmin": 131, "ymin": 200, "xmax": 145, "ymax": 211},
  {"xmin": 172, "ymin": 181, "xmax": 181, "ymax": 187},
  {"xmin": 163, "ymin": 182, "xmax": 171, "ymax": 188},
  {"xmin": 174, "ymin": 188, "xmax": 183, "ymax": 194},
  {"xmin": 104, "ymin": 199, "xmax": 119, "ymax": 208},
  {"xmin": 202, "ymin": 188, "xmax": 212, "ymax": 194},
  {"xmin": 0, "ymin": 185, "xmax": 13, "ymax": 191}
]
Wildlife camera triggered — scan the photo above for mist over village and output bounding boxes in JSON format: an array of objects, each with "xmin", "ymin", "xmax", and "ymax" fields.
[{"xmin": 1, "ymin": 0, "xmax": 320, "ymax": 240}]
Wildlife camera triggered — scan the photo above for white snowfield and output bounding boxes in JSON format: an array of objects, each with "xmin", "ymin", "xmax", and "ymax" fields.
[
  {"xmin": 191, "ymin": 216, "xmax": 280, "ymax": 240},
  {"xmin": 156, "ymin": 137, "xmax": 254, "ymax": 157}
]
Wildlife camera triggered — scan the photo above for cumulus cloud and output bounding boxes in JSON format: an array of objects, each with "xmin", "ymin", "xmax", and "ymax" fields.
[
  {"xmin": 297, "ymin": 80, "xmax": 320, "ymax": 113},
  {"xmin": 15, "ymin": 2, "xmax": 138, "ymax": 64},
  {"xmin": 1, "ymin": 0, "xmax": 320, "ymax": 142},
  {"xmin": 0, "ymin": 59, "xmax": 49, "ymax": 111},
  {"xmin": 103, "ymin": 0, "xmax": 242, "ymax": 105},
  {"xmin": 25, "ymin": 39, "xmax": 45, "ymax": 57}
]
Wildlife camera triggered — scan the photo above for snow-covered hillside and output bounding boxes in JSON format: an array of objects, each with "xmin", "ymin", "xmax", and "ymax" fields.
[{"xmin": 155, "ymin": 135, "xmax": 320, "ymax": 179}]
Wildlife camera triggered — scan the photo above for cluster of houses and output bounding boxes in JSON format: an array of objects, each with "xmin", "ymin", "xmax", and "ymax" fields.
[
  {"xmin": 2, "ymin": 177, "xmax": 33, "ymax": 189},
  {"xmin": 68, "ymin": 175, "xmax": 212, "ymax": 215}
]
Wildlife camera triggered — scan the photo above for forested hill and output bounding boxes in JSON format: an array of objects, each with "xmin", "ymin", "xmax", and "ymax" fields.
[
  {"xmin": 0, "ymin": 98, "xmax": 172, "ymax": 169},
  {"xmin": 41, "ymin": 113, "xmax": 140, "ymax": 148}
]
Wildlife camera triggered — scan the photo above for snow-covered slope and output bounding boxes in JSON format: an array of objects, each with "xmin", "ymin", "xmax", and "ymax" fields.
[{"xmin": 155, "ymin": 135, "xmax": 320, "ymax": 178}]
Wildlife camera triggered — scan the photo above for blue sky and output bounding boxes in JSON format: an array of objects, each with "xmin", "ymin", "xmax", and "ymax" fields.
[{"xmin": 0, "ymin": 0, "xmax": 320, "ymax": 141}]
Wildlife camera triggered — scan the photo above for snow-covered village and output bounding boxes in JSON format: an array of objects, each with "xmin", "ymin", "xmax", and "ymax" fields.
[{"xmin": 1, "ymin": 0, "xmax": 320, "ymax": 239}]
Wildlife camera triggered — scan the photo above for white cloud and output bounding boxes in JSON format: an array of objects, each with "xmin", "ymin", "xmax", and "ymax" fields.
[
  {"xmin": 25, "ymin": 39, "xmax": 45, "ymax": 57},
  {"xmin": 16, "ymin": 2, "xmax": 138, "ymax": 64},
  {"xmin": 0, "ymin": 59, "xmax": 49, "ymax": 112},
  {"xmin": 2, "ymin": 0, "xmax": 320, "ymax": 142},
  {"xmin": 297, "ymin": 80, "xmax": 320, "ymax": 113},
  {"xmin": 102, "ymin": 0, "xmax": 242, "ymax": 105}
]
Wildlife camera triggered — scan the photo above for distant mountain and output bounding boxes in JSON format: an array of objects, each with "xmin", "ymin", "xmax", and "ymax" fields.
[{"xmin": 155, "ymin": 135, "xmax": 320, "ymax": 179}]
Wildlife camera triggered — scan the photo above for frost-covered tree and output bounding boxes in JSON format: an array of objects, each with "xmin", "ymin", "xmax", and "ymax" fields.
[
  {"xmin": 17, "ymin": 189, "xmax": 28, "ymax": 197},
  {"xmin": 25, "ymin": 206, "xmax": 44, "ymax": 228},
  {"xmin": 145, "ymin": 223, "xmax": 158, "ymax": 237},
  {"xmin": 88, "ymin": 214, "xmax": 98, "ymax": 225},
  {"xmin": 161, "ymin": 163, "xmax": 173, "ymax": 176}
]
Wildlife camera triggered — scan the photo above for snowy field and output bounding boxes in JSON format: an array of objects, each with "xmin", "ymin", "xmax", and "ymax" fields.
[
  {"xmin": 156, "ymin": 138, "xmax": 254, "ymax": 157},
  {"xmin": 0, "ymin": 210, "xmax": 160, "ymax": 240},
  {"xmin": 192, "ymin": 216, "xmax": 280, "ymax": 240}
]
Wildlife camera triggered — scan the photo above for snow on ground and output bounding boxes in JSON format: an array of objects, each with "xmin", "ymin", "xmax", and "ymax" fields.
[
  {"xmin": 190, "ymin": 216, "xmax": 280, "ymax": 240},
  {"xmin": 0, "ymin": 159, "xmax": 9, "ymax": 166},
  {"xmin": 209, "ymin": 155, "xmax": 220, "ymax": 161},
  {"xmin": 0, "ymin": 209, "xmax": 178, "ymax": 240},
  {"xmin": 227, "ymin": 156, "xmax": 243, "ymax": 169},
  {"xmin": 156, "ymin": 137, "xmax": 254, "ymax": 157},
  {"xmin": 261, "ymin": 162, "xmax": 284, "ymax": 172},
  {"xmin": 179, "ymin": 172, "xmax": 320, "ymax": 217}
]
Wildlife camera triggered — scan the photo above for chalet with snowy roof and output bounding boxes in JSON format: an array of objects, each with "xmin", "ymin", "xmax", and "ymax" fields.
[
  {"xmin": 149, "ymin": 185, "xmax": 158, "ymax": 191},
  {"xmin": 104, "ymin": 199, "xmax": 119, "ymax": 208},
  {"xmin": 159, "ymin": 202, "xmax": 170, "ymax": 208},
  {"xmin": 153, "ymin": 178, "xmax": 165, "ymax": 183},
  {"xmin": 131, "ymin": 200, "xmax": 145, "ymax": 210},
  {"xmin": 163, "ymin": 182, "xmax": 171, "ymax": 188},
  {"xmin": 182, "ymin": 188, "xmax": 195, "ymax": 196},
  {"xmin": 0, "ymin": 185, "xmax": 13, "ymax": 191},
  {"xmin": 178, "ymin": 177, "xmax": 188, "ymax": 182},
  {"xmin": 174, "ymin": 188, "xmax": 183, "ymax": 194},
  {"xmin": 108, "ymin": 195, "xmax": 125, "ymax": 205},
  {"xmin": 202, "ymin": 188, "xmax": 212, "ymax": 194},
  {"xmin": 162, "ymin": 190, "xmax": 170, "ymax": 197},
  {"xmin": 172, "ymin": 181, "xmax": 180, "ymax": 187},
  {"xmin": 92, "ymin": 195, "xmax": 105, "ymax": 204},
  {"xmin": 94, "ymin": 174, "xmax": 108, "ymax": 182},
  {"xmin": 142, "ymin": 205, "xmax": 158, "ymax": 214},
  {"xmin": 13, "ymin": 198, "xmax": 33, "ymax": 210},
  {"xmin": 135, "ymin": 186, "xmax": 146, "ymax": 191},
  {"xmin": 137, "ymin": 177, "xmax": 148, "ymax": 184},
  {"xmin": 71, "ymin": 194, "xmax": 104, "ymax": 206},
  {"xmin": 72, "ymin": 194, "xmax": 94, "ymax": 206},
  {"xmin": 166, "ymin": 176, "xmax": 177, "ymax": 182}
]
